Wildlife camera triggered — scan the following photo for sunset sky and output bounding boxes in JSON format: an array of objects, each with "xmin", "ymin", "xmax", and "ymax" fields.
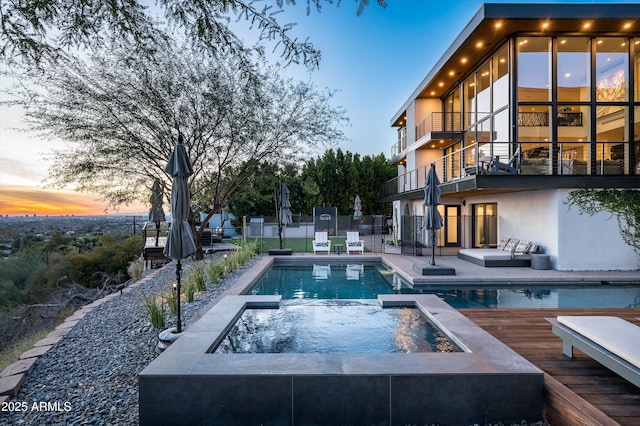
[{"xmin": 1, "ymin": 0, "xmax": 635, "ymax": 216}]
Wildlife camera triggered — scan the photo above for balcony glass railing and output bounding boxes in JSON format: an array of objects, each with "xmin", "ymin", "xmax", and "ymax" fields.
[
  {"xmin": 381, "ymin": 141, "xmax": 637, "ymax": 198},
  {"xmin": 415, "ymin": 112, "xmax": 462, "ymax": 141},
  {"xmin": 392, "ymin": 127, "xmax": 407, "ymax": 158}
]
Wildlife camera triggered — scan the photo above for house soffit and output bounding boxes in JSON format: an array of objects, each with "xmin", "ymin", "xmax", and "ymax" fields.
[{"xmin": 390, "ymin": 3, "xmax": 640, "ymax": 127}]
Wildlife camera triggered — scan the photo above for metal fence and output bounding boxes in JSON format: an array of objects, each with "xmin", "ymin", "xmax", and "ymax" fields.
[
  {"xmin": 239, "ymin": 213, "xmax": 497, "ymax": 255},
  {"xmin": 240, "ymin": 214, "xmax": 390, "ymax": 254}
]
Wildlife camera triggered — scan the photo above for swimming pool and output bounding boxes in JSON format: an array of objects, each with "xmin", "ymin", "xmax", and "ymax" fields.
[
  {"xmin": 213, "ymin": 299, "xmax": 462, "ymax": 354},
  {"xmin": 247, "ymin": 262, "xmax": 640, "ymax": 308}
]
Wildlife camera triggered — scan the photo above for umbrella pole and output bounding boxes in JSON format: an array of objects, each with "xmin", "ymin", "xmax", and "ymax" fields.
[
  {"xmin": 176, "ymin": 259, "xmax": 182, "ymax": 333},
  {"xmin": 431, "ymin": 203, "xmax": 437, "ymax": 266},
  {"xmin": 275, "ymin": 182, "xmax": 283, "ymax": 250},
  {"xmin": 155, "ymin": 221, "xmax": 160, "ymax": 247}
]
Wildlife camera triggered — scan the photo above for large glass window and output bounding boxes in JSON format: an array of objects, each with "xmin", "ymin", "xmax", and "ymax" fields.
[
  {"xmin": 463, "ymin": 75, "xmax": 476, "ymax": 128},
  {"xmin": 635, "ymin": 38, "xmax": 640, "ymax": 102},
  {"xmin": 596, "ymin": 105, "xmax": 628, "ymax": 175},
  {"xmin": 557, "ymin": 105, "xmax": 590, "ymax": 174},
  {"xmin": 444, "ymin": 88, "xmax": 460, "ymax": 132},
  {"xmin": 518, "ymin": 105, "xmax": 551, "ymax": 175},
  {"xmin": 517, "ymin": 37, "xmax": 551, "ymax": 102},
  {"xmin": 492, "ymin": 44, "xmax": 509, "ymax": 109},
  {"xmin": 477, "ymin": 61, "xmax": 491, "ymax": 121},
  {"xmin": 635, "ymin": 105, "xmax": 640, "ymax": 174},
  {"xmin": 492, "ymin": 108, "xmax": 509, "ymax": 142},
  {"xmin": 596, "ymin": 37, "xmax": 629, "ymax": 105},
  {"xmin": 558, "ymin": 37, "xmax": 590, "ymax": 102}
]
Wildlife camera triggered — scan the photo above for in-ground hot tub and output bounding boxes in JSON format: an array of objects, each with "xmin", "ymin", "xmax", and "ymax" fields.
[{"xmin": 139, "ymin": 295, "xmax": 543, "ymax": 425}]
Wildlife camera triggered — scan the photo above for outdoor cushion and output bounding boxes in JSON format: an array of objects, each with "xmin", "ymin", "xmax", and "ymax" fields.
[
  {"xmin": 503, "ymin": 239, "xmax": 519, "ymax": 253},
  {"xmin": 514, "ymin": 240, "xmax": 532, "ymax": 254},
  {"xmin": 497, "ymin": 237, "xmax": 511, "ymax": 250},
  {"xmin": 557, "ymin": 316, "xmax": 640, "ymax": 368}
]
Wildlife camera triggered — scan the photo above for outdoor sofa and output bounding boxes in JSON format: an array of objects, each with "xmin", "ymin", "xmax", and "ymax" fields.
[{"xmin": 457, "ymin": 238, "xmax": 537, "ymax": 267}]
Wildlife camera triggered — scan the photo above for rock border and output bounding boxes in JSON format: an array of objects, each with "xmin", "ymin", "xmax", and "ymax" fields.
[{"xmin": 0, "ymin": 270, "xmax": 161, "ymax": 404}]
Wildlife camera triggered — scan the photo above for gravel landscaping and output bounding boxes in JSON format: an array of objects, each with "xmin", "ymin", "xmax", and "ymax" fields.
[{"xmin": 1, "ymin": 253, "xmax": 258, "ymax": 426}]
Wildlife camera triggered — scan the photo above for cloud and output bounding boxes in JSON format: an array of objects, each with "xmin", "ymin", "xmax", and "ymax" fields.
[{"xmin": 0, "ymin": 185, "xmax": 145, "ymax": 216}]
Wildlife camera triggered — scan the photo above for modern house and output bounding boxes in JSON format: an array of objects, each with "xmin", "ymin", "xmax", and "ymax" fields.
[{"xmin": 381, "ymin": 3, "xmax": 640, "ymax": 271}]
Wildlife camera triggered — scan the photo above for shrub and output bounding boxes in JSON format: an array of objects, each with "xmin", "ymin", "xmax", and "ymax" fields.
[
  {"xmin": 145, "ymin": 297, "xmax": 165, "ymax": 329},
  {"xmin": 165, "ymin": 291, "xmax": 178, "ymax": 315},
  {"xmin": 127, "ymin": 255, "xmax": 145, "ymax": 280},
  {"xmin": 185, "ymin": 283, "xmax": 195, "ymax": 303}
]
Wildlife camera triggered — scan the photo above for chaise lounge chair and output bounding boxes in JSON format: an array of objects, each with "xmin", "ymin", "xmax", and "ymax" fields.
[
  {"xmin": 312, "ymin": 231, "xmax": 331, "ymax": 255},
  {"xmin": 346, "ymin": 231, "xmax": 365, "ymax": 255},
  {"xmin": 547, "ymin": 316, "xmax": 640, "ymax": 388}
]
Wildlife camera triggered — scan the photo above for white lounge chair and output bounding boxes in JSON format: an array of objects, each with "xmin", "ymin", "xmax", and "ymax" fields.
[
  {"xmin": 346, "ymin": 231, "xmax": 364, "ymax": 255},
  {"xmin": 547, "ymin": 316, "xmax": 640, "ymax": 388},
  {"xmin": 312, "ymin": 231, "xmax": 331, "ymax": 254}
]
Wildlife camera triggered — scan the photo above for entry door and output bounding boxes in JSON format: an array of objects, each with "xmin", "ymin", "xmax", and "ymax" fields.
[{"xmin": 473, "ymin": 203, "xmax": 498, "ymax": 248}]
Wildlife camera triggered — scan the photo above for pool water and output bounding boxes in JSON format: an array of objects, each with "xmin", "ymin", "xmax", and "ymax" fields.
[
  {"xmin": 247, "ymin": 263, "xmax": 398, "ymax": 299},
  {"xmin": 247, "ymin": 263, "xmax": 640, "ymax": 308},
  {"xmin": 213, "ymin": 299, "xmax": 462, "ymax": 354}
]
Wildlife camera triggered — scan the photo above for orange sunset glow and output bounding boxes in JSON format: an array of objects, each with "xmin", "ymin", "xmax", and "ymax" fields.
[{"xmin": 0, "ymin": 185, "xmax": 146, "ymax": 216}]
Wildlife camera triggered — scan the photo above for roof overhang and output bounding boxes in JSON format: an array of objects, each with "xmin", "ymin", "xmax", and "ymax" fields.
[{"xmin": 390, "ymin": 2, "xmax": 640, "ymax": 127}]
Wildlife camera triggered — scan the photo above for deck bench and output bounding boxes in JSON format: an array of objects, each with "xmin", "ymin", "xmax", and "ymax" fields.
[{"xmin": 547, "ymin": 316, "xmax": 640, "ymax": 388}]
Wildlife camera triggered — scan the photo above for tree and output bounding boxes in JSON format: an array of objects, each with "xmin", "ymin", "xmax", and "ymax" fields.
[
  {"xmin": 567, "ymin": 189, "xmax": 640, "ymax": 254},
  {"xmin": 300, "ymin": 148, "xmax": 395, "ymax": 215},
  {"xmin": 1, "ymin": 0, "xmax": 386, "ymax": 67},
  {"xmin": 16, "ymin": 37, "xmax": 348, "ymax": 257},
  {"xmin": 223, "ymin": 161, "xmax": 303, "ymax": 218}
]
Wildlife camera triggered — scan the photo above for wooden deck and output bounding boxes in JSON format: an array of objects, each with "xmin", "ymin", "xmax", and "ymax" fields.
[{"xmin": 461, "ymin": 308, "xmax": 640, "ymax": 426}]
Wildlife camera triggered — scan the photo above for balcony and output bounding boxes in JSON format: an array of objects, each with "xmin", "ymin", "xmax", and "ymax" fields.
[
  {"xmin": 391, "ymin": 113, "xmax": 462, "ymax": 161},
  {"xmin": 380, "ymin": 141, "xmax": 639, "ymax": 201},
  {"xmin": 416, "ymin": 112, "xmax": 462, "ymax": 140}
]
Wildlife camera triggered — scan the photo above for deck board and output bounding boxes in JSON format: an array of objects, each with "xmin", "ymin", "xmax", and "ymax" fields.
[{"xmin": 461, "ymin": 308, "xmax": 640, "ymax": 426}]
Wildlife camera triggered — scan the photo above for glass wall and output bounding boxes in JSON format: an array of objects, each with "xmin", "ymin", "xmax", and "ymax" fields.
[
  {"xmin": 492, "ymin": 44, "xmax": 509, "ymax": 110},
  {"xmin": 595, "ymin": 37, "xmax": 629, "ymax": 105},
  {"xmin": 518, "ymin": 105, "xmax": 551, "ymax": 175},
  {"xmin": 444, "ymin": 88, "xmax": 460, "ymax": 132},
  {"xmin": 476, "ymin": 61, "xmax": 491, "ymax": 121},
  {"xmin": 635, "ymin": 38, "xmax": 640, "ymax": 102},
  {"xmin": 463, "ymin": 75, "xmax": 476, "ymax": 128},
  {"xmin": 516, "ymin": 35, "xmax": 636, "ymax": 175},
  {"xmin": 557, "ymin": 105, "xmax": 590, "ymax": 174},
  {"xmin": 558, "ymin": 37, "xmax": 590, "ymax": 102},
  {"xmin": 517, "ymin": 37, "xmax": 551, "ymax": 102}
]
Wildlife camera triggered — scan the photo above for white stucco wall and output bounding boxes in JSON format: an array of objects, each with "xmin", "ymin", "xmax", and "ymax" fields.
[
  {"xmin": 493, "ymin": 190, "xmax": 638, "ymax": 271},
  {"xmin": 554, "ymin": 189, "xmax": 638, "ymax": 271}
]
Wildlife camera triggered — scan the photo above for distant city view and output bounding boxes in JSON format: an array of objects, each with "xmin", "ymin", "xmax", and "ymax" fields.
[{"xmin": 0, "ymin": 215, "xmax": 147, "ymax": 256}]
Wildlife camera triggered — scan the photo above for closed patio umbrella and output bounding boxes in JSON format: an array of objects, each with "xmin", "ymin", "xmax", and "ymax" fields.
[
  {"xmin": 353, "ymin": 195, "xmax": 363, "ymax": 221},
  {"xmin": 424, "ymin": 163, "xmax": 443, "ymax": 265},
  {"xmin": 276, "ymin": 181, "xmax": 292, "ymax": 249},
  {"xmin": 148, "ymin": 179, "xmax": 166, "ymax": 247},
  {"xmin": 163, "ymin": 133, "xmax": 196, "ymax": 333}
]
